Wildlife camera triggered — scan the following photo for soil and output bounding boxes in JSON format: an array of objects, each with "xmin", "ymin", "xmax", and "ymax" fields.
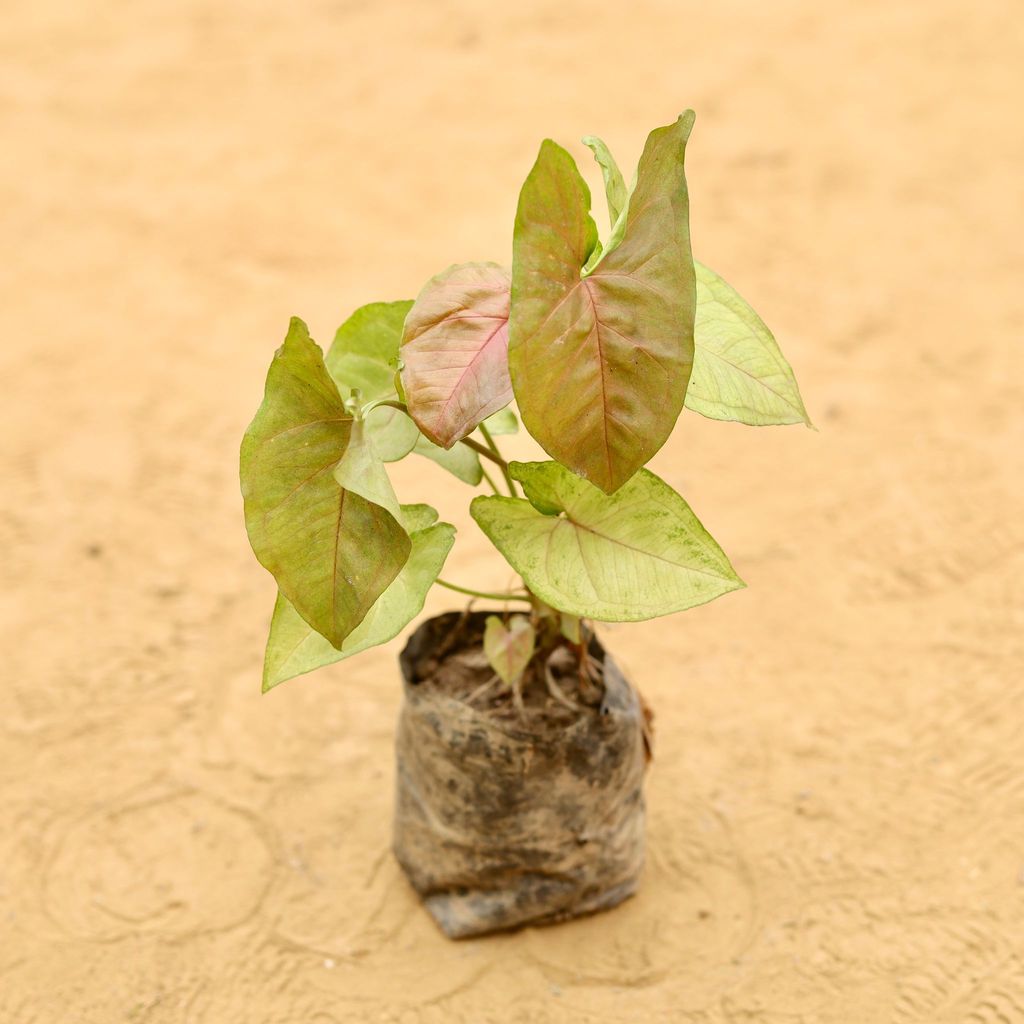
[
  {"xmin": 402, "ymin": 610, "xmax": 606, "ymax": 719},
  {"xmin": 3, "ymin": 1, "xmax": 1023, "ymax": 1021},
  {"xmin": 393, "ymin": 612, "xmax": 646, "ymax": 938}
]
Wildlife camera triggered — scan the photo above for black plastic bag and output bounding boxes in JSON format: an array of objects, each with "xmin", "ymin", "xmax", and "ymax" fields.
[{"xmin": 394, "ymin": 612, "xmax": 647, "ymax": 938}]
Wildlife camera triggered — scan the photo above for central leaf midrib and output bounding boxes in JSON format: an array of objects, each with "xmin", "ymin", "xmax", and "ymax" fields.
[
  {"xmin": 559, "ymin": 508, "xmax": 731, "ymax": 581},
  {"xmin": 696, "ymin": 344, "xmax": 801, "ymax": 412}
]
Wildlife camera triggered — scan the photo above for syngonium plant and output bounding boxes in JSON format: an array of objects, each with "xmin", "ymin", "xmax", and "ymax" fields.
[{"xmin": 241, "ymin": 112, "xmax": 810, "ymax": 697}]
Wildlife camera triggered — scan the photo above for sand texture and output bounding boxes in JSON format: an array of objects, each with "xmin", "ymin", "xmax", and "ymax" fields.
[{"xmin": 2, "ymin": 1, "xmax": 1023, "ymax": 1021}]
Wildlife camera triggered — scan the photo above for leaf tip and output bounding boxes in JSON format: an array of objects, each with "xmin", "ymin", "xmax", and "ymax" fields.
[{"xmin": 284, "ymin": 315, "xmax": 311, "ymax": 343}]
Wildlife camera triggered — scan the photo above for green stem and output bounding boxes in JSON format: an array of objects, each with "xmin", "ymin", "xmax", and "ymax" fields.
[
  {"xmin": 436, "ymin": 578, "xmax": 532, "ymax": 603},
  {"xmin": 479, "ymin": 465, "xmax": 502, "ymax": 496},
  {"xmin": 478, "ymin": 422, "xmax": 518, "ymax": 497}
]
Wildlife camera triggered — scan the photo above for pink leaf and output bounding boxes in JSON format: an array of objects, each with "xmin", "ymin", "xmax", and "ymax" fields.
[{"xmin": 401, "ymin": 262, "xmax": 514, "ymax": 449}]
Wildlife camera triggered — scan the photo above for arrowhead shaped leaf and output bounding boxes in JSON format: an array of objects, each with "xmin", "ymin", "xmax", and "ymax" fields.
[
  {"xmin": 262, "ymin": 506, "xmax": 455, "ymax": 690},
  {"xmin": 581, "ymin": 138, "xmax": 810, "ymax": 430},
  {"xmin": 241, "ymin": 318, "xmax": 411, "ymax": 648},
  {"xmin": 687, "ymin": 261, "xmax": 811, "ymax": 426},
  {"xmin": 483, "ymin": 614, "xmax": 536, "ymax": 686},
  {"xmin": 509, "ymin": 113, "xmax": 697, "ymax": 494},
  {"xmin": 401, "ymin": 263, "xmax": 514, "ymax": 448},
  {"xmin": 470, "ymin": 460, "xmax": 743, "ymax": 622}
]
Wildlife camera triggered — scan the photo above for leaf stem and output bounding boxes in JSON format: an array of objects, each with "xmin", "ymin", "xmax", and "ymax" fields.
[
  {"xmin": 479, "ymin": 465, "xmax": 502, "ymax": 496},
  {"xmin": 478, "ymin": 422, "xmax": 519, "ymax": 497},
  {"xmin": 373, "ymin": 400, "xmax": 510, "ymax": 475},
  {"xmin": 435, "ymin": 578, "xmax": 533, "ymax": 603}
]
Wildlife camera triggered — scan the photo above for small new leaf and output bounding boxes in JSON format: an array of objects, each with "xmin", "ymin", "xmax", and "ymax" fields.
[
  {"xmin": 582, "ymin": 135, "xmax": 628, "ymax": 229},
  {"xmin": 401, "ymin": 263, "xmax": 513, "ymax": 449},
  {"xmin": 471, "ymin": 460, "xmax": 743, "ymax": 622},
  {"xmin": 483, "ymin": 614, "xmax": 536, "ymax": 686}
]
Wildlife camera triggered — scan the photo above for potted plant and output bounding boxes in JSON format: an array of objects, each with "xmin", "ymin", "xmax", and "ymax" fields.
[{"xmin": 240, "ymin": 112, "xmax": 810, "ymax": 938}]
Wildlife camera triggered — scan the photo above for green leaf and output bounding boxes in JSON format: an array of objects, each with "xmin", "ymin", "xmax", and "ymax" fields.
[
  {"xmin": 327, "ymin": 300, "xmax": 419, "ymax": 461},
  {"xmin": 365, "ymin": 404, "xmax": 419, "ymax": 462},
  {"xmin": 687, "ymin": 261, "xmax": 811, "ymax": 427},
  {"xmin": 483, "ymin": 614, "xmax": 536, "ymax": 686},
  {"xmin": 578, "ymin": 138, "xmax": 810, "ymax": 430},
  {"xmin": 334, "ymin": 418, "xmax": 403, "ymax": 522},
  {"xmin": 240, "ymin": 317, "xmax": 411, "ymax": 648},
  {"xmin": 262, "ymin": 509, "xmax": 456, "ymax": 690},
  {"xmin": 482, "ymin": 407, "xmax": 518, "ymax": 436},
  {"xmin": 581, "ymin": 134, "xmax": 632, "ymax": 271},
  {"xmin": 412, "ymin": 434, "xmax": 483, "ymax": 486},
  {"xmin": 582, "ymin": 134, "xmax": 628, "ymax": 228},
  {"xmin": 471, "ymin": 460, "xmax": 743, "ymax": 622},
  {"xmin": 401, "ymin": 263, "xmax": 513, "ymax": 448},
  {"xmin": 509, "ymin": 114, "xmax": 697, "ymax": 494},
  {"xmin": 400, "ymin": 504, "xmax": 441, "ymax": 531},
  {"xmin": 326, "ymin": 300, "xmax": 413, "ymax": 398}
]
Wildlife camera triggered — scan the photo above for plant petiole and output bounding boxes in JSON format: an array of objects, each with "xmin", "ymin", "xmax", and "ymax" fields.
[
  {"xmin": 479, "ymin": 465, "xmax": 502, "ymax": 496},
  {"xmin": 478, "ymin": 422, "xmax": 519, "ymax": 497},
  {"xmin": 435, "ymin": 578, "xmax": 532, "ymax": 603}
]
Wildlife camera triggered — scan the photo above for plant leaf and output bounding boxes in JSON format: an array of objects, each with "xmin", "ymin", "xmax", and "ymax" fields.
[
  {"xmin": 241, "ymin": 317, "xmax": 411, "ymax": 648},
  {"xmin": 482, "ymin": 407, "xmax": 518, "ymax": 436},
  {"xmin": 483, "ymin": 614, "xmax": 536, "ymax": 686},
  {"xmin": 412, "ymin": 434, "xmax": 483, "ymax": 486},
  {"xmin": 509, "ymin": 113, "xmax": 697, "ymax": 494},
  {"xmin": 327, "ymin": 300, "xmax": 419, "ymax": 461},
  {"xmin": 687, "ymin": 261, "xmax": 811, "ymax": 426},
  {"xmin": 582, "ymin": 134, "xmax": 628, "ymax": 229},
  {"xmin": 327, "ymin": 300, "xmax": 412, "ymax": 397},
  {"xmin": 333, "ymin": 417, "xmax": 403, "ymax": 522},
  {"xmin": 582, "ymin": 134, "xmax": 633, "ymax": 269},
  {"xmin": 365, "ymin": 404, "xmax": 420, "ymax": 462},
  {"xmin": 400, "ymin": 504, "xmax": 441, "ymax": 531},
  {"xmin": 401, "ymin": 263, "xmax": 514, "ymax": 449},
  {"xmin": 471, "ymin": 460, "xmax": 743, "ymax": 621},
  {"xmin": 262, "ymin": 509, "xmax": 455, "ymax": 690}
]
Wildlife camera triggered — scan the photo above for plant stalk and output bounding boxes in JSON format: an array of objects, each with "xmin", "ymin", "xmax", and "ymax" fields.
[
  {"xmin": 478, "ymin": 422, "xmax": 518, "ymax": 497},
  {"xmin": 479, "ymin": 465, "xmax": 502, "ymax": 496},
  {"xmin": 436, "ymin": 578, "xmax": 533, "ymax": 603}
]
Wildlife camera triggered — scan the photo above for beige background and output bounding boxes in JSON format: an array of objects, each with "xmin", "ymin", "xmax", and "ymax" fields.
[{"xmin": 3, "ymin": 1, "xmax": 1023, "ymax": 1021}]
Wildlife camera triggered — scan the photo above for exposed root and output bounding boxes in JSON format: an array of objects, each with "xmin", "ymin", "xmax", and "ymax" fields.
[
  {"xmin": 544, "ymin": 662, "xmax": 581, "ymax": 712},
  {"xmin": 465, "ymin": 673, "xmax": 502, "ymax": 707}
]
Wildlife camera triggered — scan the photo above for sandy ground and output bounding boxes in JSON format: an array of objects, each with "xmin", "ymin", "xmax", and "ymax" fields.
[{"xmin": 2, "ymin": 1, "xmax": 1023, "ymax": 1021}]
